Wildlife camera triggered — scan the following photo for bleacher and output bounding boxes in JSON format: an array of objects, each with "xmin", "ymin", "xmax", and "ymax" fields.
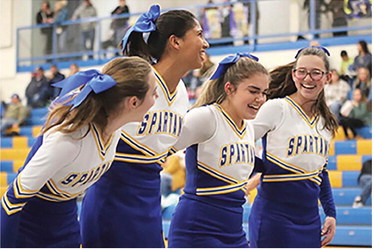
[{"xmin": 0, "ymin": 106, "xmax": 372, "ymax": 247}]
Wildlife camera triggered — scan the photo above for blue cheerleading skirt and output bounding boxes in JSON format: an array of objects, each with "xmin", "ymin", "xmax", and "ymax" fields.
[
  {"xmin": 248, "ymin": 194, "xmax": 321, "ymax": 248},
  {"xmin": 15, "ymin": 197, "xmax": 80, "ymax": 248},
  {"xmin": 168, "ymin": 194, "xmax": 249, "ymax": 248},
  {"xmin": 80, "ymin": 160, "xmax": 165, "ymax": 248}
]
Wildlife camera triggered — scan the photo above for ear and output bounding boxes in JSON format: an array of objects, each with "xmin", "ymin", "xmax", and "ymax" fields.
[
  {"xmin": 126, "ymin": 96, "xmax": 139, "ymax": 110},
  {"xmin": 169, "ymin": 35, "xmax": 181, "ymax": 50},
  {"xmin": 324, "ymin": 72, "xmax": 332, "ymax": 85},
  {"xmin": 291, "ymin": 70, "xmax": 297, "ymax": 83},
  {"xmin": 224, "ymin": 81, "xmax": 233, "ymax": 95}
]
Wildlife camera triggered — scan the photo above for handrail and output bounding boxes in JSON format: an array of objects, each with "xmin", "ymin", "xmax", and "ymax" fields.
[{"xmin": 16, "ymin": 0, "xmax": 372, "ymax": 72}]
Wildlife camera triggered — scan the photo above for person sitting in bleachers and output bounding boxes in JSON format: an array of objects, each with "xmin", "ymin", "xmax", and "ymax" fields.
[
  {"xmin": 352, "ymin": 67, "xmax": 372, "ymax": 99},
  {"xmin": 353, "ymin": 158, "xmax": 372, "ymax": 208},
  {"xmin": 160, "ymin": 151, "xmax": 186, "ymax": 209},
  {"xmin": 324, "ymin": 69, "xmax": 351, "ymax": 121},
  {"xmin": 48, "ymin": 64, "xmax": 65, "ymax": 99},
  {"xmin": 340, "ymin": 88, "xmax": 372, "ymax": 139},
  {"xmin": 0, "ymin": 94, "xmax": 30, "ymax": 136},
  {"xmin": 339, "ymin": 50, "xmax": 354, "ymax": 83},
  {"xmin": 68, "ymin": 63, "xmax": 80, "ymax": 76},
  {"xmin": 25, "ymin": 67, "xmax": 53, "ymax": 108},
  {"xmin": 351, "ymin": 40, "xmax": 372, "ymax": 75}
]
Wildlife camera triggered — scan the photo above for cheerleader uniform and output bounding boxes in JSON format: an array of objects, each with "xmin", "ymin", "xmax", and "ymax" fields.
[
  {"xmin": 168, "ymin": 104, "xmax": 256, "ymax": 248},
  {"xmin": 80, "ymin": 69, "xmax": 189, "ymax": 247},
  {"xmin": 1, "ymin": 124, "xmax": 121, "ymax": 247},
  {"xmin": 248, "ymin": 96, "xmax": 336, "ymax": 248}
]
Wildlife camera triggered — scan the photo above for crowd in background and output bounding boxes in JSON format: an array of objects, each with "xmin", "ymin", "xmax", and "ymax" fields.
[{"xmin": 31, "ymin": 0, "xmax": 372, "ymax": 62}]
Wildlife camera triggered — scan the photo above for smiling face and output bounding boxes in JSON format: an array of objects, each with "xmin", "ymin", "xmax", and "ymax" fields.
[
  {"xmin": 292, "ymin": 55, "xmax": 331, "ymax": 102},
  {"xmin": 178, "ymin": 21, "xmax": 210, "ymax": 70},
  {"xmin": 227, "ymin": 73, "xmax": 270, "ymax": 121}
]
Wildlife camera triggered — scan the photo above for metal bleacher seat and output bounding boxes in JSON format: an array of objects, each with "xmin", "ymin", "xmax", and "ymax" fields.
[
  {"xmin": 1, "ymin": 136, "xmax": 36, "ymax": 148},
  {"xmin": 334, "ymin": 140, "xmax": 357, "ymax": 154},
  {"xmin": 24, "ymin": 107, "xmax": 48, "ymax": 126},
  {"xmin": 330, "ymin": 225, "xmax": 372, "ymax": 246},
  {"xmin": 356, "ymin": 126, "xmax": 372, "ymax": 139},
  {"xmin": 320, "ymin": 206, "xmax": 372, "ymax": 225},
  {"xmin": 333, "ymin": 188, "xmax": 372, "ymax": 206}
]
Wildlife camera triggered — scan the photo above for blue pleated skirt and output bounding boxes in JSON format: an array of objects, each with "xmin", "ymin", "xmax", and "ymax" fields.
[
  {"xmin": 248, "ymin": 194, "xmax": 321, "ymax": 248},
  {"xmin": 16, "ymin": 197, "xmax": 80, "ymax": 248},
  {"xmin": 80, "ymin": 162, "xmax": 165, "ymax": 248},
  {"xmin": 168, "ymin": 195, "xmax": 249, "ymax": 248}
]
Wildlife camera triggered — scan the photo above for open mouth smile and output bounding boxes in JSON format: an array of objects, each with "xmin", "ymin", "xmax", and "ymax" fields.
[{"xmin": 301, "ymin": 83, "xmax": 316, "ymax": 90}]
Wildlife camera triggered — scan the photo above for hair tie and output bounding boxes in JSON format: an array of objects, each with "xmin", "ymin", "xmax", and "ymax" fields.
[
  {"xmin": 210, "ymin": 52, "xmax": 259, "ymax": 80},
  {"xmin": 121, "ymin": 4, "xmax": 161, "ymax": 53},
  {"xmin": 295, "ymin": 46, "xmax": 330, "ymax": 59}
]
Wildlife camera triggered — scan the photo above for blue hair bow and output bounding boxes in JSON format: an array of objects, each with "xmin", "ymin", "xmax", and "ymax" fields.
[
  {"xmin": 121, "ymin": 4, "xmax": 161, "ymax": 53},
  {"xmin": 210, "ymin": 52, "xmax": 259, "ymax": 80},
  {"xmin": 295, "ymin": 46, "xmax": 330, "ymax": 59},
  {"xmin": 52, "ymin": 70, "xmax": 117, "ymax": 110}
]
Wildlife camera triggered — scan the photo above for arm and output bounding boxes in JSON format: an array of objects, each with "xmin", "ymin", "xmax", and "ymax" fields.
[
  {"xmin": 1, "ymin": 132, "xmax": 78, "ymax": 247},
  {"xmin": 111, "ymin": 6, "xmax": 120, "ymax": 15},
  {"xmin": 172, "ymin": 106, "xmax": 216, "ymax": 152},
  {"xmin": 36, "ymin": 12, "xmax": 43, "ymax": 24},
  {"xmin": 319, "ymin": 167, "xmax": 337, "ymax": 247},
  {"xmin": 250, "ymin": 99, "xmax": 284, "ymax": 141}
]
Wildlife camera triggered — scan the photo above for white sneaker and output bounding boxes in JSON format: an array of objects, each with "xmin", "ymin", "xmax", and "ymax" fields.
[{"xmin": 352, "ymin": 196, "xmax": 364, "ymax": 208}]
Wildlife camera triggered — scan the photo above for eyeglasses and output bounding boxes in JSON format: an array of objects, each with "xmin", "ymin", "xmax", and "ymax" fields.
[{"xmin": 293, "ymin": 68, "xmax": 328, "ymax": 81}]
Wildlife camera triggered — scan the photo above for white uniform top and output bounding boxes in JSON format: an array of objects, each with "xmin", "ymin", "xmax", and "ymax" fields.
[
  {"xmin": 114, "ymin": 68, "xmax": 189, "ymax": 164},
  {"xmin": 249, "ymin": 96, "xmax": 332, "ymax": 184},
  {"xmin": 2, "ymin": 124, "xmax": 121, "ymax": 215},
  {"xmin": 173, "ymin": 104, "xmax": 256, "ymax": 198}
]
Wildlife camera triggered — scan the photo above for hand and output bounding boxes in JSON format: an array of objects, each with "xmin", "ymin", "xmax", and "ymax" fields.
[
  {"xmin": 321, "ymin": 216, "xmax": 336, "ymax": 247},
  {"xmin": 11, "ymin": 123, "xmax": 19, "ymax": 129},
  {"xmin": 245, "ymin": 173, "xmax": 261, "ymax": 196}
]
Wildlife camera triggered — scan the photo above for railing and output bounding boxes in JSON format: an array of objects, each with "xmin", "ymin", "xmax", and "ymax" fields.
[{"xmin": 16, "ymin": 0, "xmax": 372, "ymax": 72}]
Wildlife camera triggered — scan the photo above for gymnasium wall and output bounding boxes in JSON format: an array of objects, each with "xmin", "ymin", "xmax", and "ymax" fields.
[{"xmin": 0, "ymin": 0, "xmax": 370, "ymax": 101}]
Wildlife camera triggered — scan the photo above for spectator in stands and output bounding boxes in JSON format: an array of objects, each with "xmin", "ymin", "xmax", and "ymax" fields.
[
  {"xmin": 161, "ymin": 152, "xmax": 186, "ymax": 197},
  {"xmin": 220, "ymin": 0, "xmax": 236, "ymax": 45},
  {"xmin": 189, "ymin": 53, "xmax": 216, "ymax": 91},
  {"xmin": 240, "ymin": 0, "xmax": 259, "ymax": 44},
  {"xmin": 352, "ymin": 40, "xmax": 372, "ymax": 73},
  {"xmin": 352, "ymin": 67, "xmax": 372, "ymax": 99},
  {"xmin": 25, "ymin": 67, "xmax": 53, "ymax": 108},
  {"xmin": 53, "ymin": 0, "xmax": 69, "ymax": 53},
  {"xmin": 36, "ymin": 1, "xmax": 54, "ymax": 57},
  {"xmin": 72, "ymin": 0, "xmax": 97, "ymax": 59},
  {"xmin": 340, "ymin": 88, "xmax": 372, "ymax": 139},
  {"xmin": 68, "ymin": 63, "xmax": 80, "ymax": 76},
  {"xmin": 324, "ymin": 69, "xmax": 351, "ymax": 120},
  {"xmin": 353, "ymin": 158, "xmax": 372, "ymax": 208},
  {"xmin": 111, "ymin": 0, "xmax": 130, "ymax": 48},
  {"xmin": 0, "ymin": 94, "xmax": 30, "ymax": 136},
  {"xmin": 328, "ymin": 0, "xmax": 348, "ymax": 37},
  {"xmin": 340, "ymin": 50, "xmax": 354, "ymax": 77},
  {"xmin": 160, "ymin": 152, "xmax": 186, "ymax": 209},
  {"xmin": 48, "ymin": 64, "xmax": 65, "ymax": 99},
  {"xmin": 303, "ymin": 0, "xmax": 329, "ymax": 38}
]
